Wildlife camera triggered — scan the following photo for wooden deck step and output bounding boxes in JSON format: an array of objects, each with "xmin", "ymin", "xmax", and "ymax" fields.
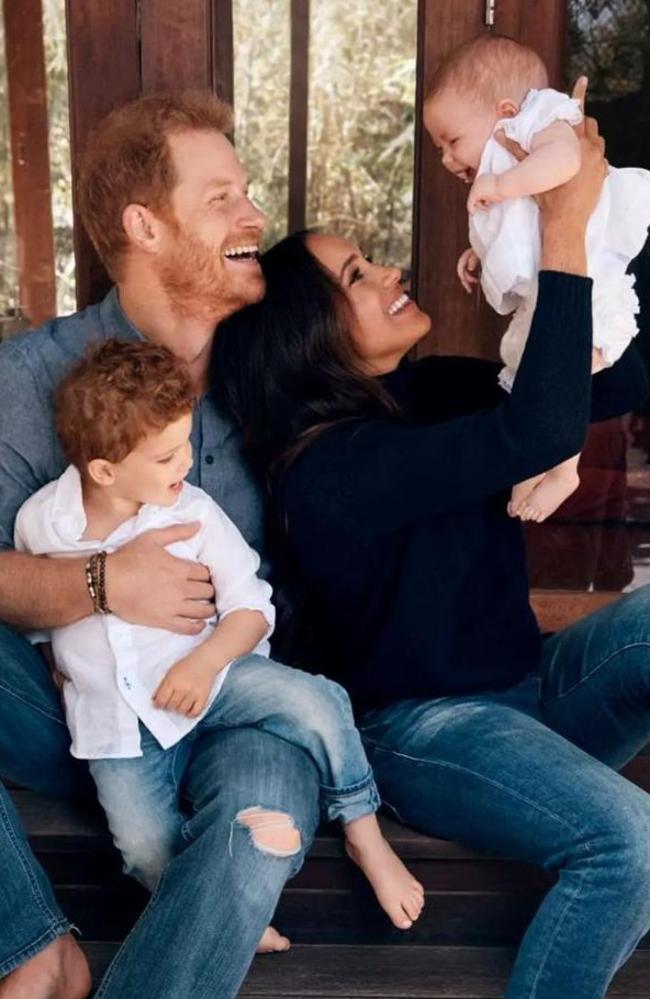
[{"xmin": 81, "ymin": 943, "xmax": 650, "ymax": 998}]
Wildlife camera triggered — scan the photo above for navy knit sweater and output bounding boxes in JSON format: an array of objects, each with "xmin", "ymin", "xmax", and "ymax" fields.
[{"xmin": 278, "ymin": 272, "xmax": 648, "ymax": 712}]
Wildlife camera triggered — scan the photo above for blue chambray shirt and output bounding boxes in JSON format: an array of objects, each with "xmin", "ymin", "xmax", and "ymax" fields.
[{"xmin": 0, "ymin": 287, "xmax": 265, "ymax": 566}]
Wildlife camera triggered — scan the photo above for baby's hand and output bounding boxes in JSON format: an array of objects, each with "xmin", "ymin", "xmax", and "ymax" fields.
[
  {"xmin": 153, "ymin": 654, "xmax": 214, "ymax": 718},
  {"xmin": 467, "ymin": 173, "xmax": 503, "ymax": 215},
  {"xmin": 456, "ymin": 248, "xmax": 480, "ymax": 294}
]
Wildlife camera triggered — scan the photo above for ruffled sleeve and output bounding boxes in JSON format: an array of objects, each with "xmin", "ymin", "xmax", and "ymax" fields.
[{"xmin": 499, "ymin": 87, "xmax": 582, "ymax": 152}]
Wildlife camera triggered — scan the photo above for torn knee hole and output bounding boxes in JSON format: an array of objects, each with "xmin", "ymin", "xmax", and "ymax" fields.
[{"xmin": 235, "ymin": 807, "xmax": 301, "ymax": 857}]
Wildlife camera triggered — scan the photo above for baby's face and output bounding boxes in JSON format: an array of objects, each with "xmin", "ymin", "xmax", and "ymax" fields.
[{"xmin": 424, "ymin": 89, "xmax": 498, "ymax": 183}]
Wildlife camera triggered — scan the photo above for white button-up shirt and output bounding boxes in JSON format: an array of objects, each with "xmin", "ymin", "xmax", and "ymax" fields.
[{"xmin": 14, "ymin": 465, "xmax": 275, "ymax": 760}]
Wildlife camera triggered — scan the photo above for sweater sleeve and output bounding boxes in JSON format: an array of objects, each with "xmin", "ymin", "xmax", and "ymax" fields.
[{"xmin": 285, "ymin": 271, "xmax": 593, "ymax": 533}]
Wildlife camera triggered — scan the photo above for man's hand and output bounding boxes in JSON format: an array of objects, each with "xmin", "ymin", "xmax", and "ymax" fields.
[
  {"xmin": 456, "ymin": 247, "xmax": 481, "ymax": 293},
  {"xmin": 467, "ymin": 173, "xmax": 503, "ymax": 215},
  {"xmin": 106, "ymin": 522, "xmax": 216, "ymax": 636},
  {"xmin": 153, "ymin": 652, "xmax": 215, "ymax": 717}
]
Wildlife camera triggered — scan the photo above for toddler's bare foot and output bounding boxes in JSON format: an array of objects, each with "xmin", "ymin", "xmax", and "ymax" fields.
[
  {"xmin": 516, "ymin": 468, "xmax": 580, "ymax": 523},
  {"xmin": 256, "ymin": 926, "xmax": 291, "ymax": 953},
  {"xmin": 0, "ymin": 934, "xmax": 91, "ymax": 999},
  {"xmin": 344, "ymin": 815, "xmax": 424, "ymax": 930}
]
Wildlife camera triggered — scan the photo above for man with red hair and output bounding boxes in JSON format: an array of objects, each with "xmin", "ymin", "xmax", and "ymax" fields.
[{"xmin": 0, "ymin": 92, "xmax": 320, "ymax": 999}]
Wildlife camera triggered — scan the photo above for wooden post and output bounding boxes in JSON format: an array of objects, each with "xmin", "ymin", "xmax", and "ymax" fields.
[
  {"xmin": 3, "ymin": 0, "xmax": 56, "ymax": 325},
  {"xmin": 212, "ymin": 0, "xmax": 234, "ymax": 108},
  {"xmin": 288, "ymin": 0, "xmax": 309, "ymax": 234},
  {"xmin": 66, "ymin": 0, "xmax": 140, "ymax": 308},
  {"xmin": 412, "ymin": 0, "xmax": 567, "ymax": 359},
  {"xmin": 67, "ymin": 0, "xmax": 236, "ymax": 309}
]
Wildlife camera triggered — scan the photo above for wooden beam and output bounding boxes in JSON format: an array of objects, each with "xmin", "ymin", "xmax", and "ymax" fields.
[
  {"xmin": 212, "ymin": 0, "xmax": 234, "ymax": 107},
  {"xmin": 66, "ymin": 0, "xmax": 140, "ymax": 308},
  {"xmin": 288, "ymin": 0, "xmax": 309, "ymax": 234},
  {"xmin": 412, "ymin": 0, "xmax": 568, "ymax": 360},
  {"xmin": 530, "ymin": 589, "xmax": 620, "ymax": 633},
  {"xmin": 3, "ymin": 0, "xmax": 56, "ymax": 325},
  {"xmin": 140, "ymin": 0, "xmax": 212, "ymax": 93}
]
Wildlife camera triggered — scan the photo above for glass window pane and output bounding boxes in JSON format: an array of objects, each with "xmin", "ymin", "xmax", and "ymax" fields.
[
  {"xmin": 43, "ymin": 0, "xmax": 75, "ymax": 316},
  {"xmin": 307, "ymin": 0, "xmax": 417, "ymax": 272},
  {"xmin": 529, "ymin": 1, "xmax": 650, "ymax": 594},
  {"xmin": 233, "ymin": 0, "xmax": 291, "ymax": 248},
  {"xmin": 0, "ymin": 12, "xmax": 18, "ymax": 325}
]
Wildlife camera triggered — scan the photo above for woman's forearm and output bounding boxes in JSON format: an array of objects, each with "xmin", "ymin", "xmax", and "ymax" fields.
[{"xmin": 541, "ymin": 217, "xmax": 587, "ymax": 276}]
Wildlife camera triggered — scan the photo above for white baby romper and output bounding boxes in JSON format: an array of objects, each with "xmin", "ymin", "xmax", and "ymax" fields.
[{"xmin": 469, "ymin": 87, "xmax": 650, "ymax": 391}]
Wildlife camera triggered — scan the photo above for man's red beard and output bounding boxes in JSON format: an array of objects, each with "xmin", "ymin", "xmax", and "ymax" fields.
[{"xmin": 157, "ymin": 224, "xmax": 265, "ymax": 323}]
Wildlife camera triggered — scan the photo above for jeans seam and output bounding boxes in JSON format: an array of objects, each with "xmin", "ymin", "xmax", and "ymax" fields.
[
  {"xmin": 363, "ymin": 738, "xmax": 588, "ymax": 835},
  {"xmin": 94, "ymin": 864, "xmax": 171, "ymax": 998},
  {"xmin": 0, "ymin": 920, "xmax": 72, "ymax": 979},
  {"xmin": 0, "ymin": 792, "xmax": 63, "ymax": 928},
  {"xmin": 529, "ymin": 868, "xmax": 587, "ymax": 998},
  {"xmin": 0, "ymin": 679, "xmax": 66, "ymax": 725},
  {"xmin": 543, "ymin": 641, "xmax": 650, "ymax": 706}
]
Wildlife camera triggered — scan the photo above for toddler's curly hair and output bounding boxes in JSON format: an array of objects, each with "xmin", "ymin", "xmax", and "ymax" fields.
[{"xmin": 55, "ymin": 339, "xmax": 195, "ymax": 469}]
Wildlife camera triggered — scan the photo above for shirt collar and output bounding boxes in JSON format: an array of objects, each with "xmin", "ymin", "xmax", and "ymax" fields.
[
  {"xmin": 51, "ymin": 464, "xmax": 189, "ymax": 546},
  {"xmin": 98, "ymin": 287, "xmax": 145, "ymax": 344},
  {"xmin": 51, "ymin": 465, "xmax": 89, "ymax": 542}
]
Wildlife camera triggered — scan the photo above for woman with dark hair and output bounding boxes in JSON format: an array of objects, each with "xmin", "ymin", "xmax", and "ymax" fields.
[{"xmin": 211, "ymin": 118, "xmax": 650, "ymax": 999}]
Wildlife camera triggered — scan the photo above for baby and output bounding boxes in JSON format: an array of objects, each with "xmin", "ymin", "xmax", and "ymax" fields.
[
  {"xmin": 14, "ymin": 339, "xmax": 424, "ymax": 945},
  {"xmin": 424, "ymin": 33, "xmax": 650, "ymax": 522}
]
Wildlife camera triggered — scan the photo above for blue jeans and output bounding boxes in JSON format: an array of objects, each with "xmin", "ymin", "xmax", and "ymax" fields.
[
  {"xmin": 0, "ymin": 625, "xmax": 320, "ymax": 998},
  {"xmin": 359, "ymin": 583, "xmax": 650, "ymax": 999},
  {"xmin": 88, "ymin": 654, "xmax": 379, "ymax": 890}
]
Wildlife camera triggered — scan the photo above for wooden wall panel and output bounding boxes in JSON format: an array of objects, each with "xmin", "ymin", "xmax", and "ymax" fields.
[
  {"xmin": 412, "ymin": 0, "xmax": 567, "ymax": 360},
  {"xmin": 66, "ymin": 0, "xmax": 235, "ymax": 309},
  {"xmin": 66, "ymin": 0, "xmax": 140, "ymax": 308},
  {"xmin": 3, "ymin": 0, "xmax": 56, "ymax": 325},
  {"xmin": 288, "ymin": 0, "xmax": 309, "ymax": 233},
  {"xmin": 140, "ymin": 0, "xmax": 212, "ymax": 93},
  {"xmin": 212, "ymin": 0, "xmax": 235, "ymax": 106}
]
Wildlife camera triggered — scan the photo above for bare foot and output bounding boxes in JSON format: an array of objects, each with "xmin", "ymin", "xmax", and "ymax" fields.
[
  {"xmin": 0, "ymin": 934, "xmax": 91, "ymax": 999},
  {"xmin": 516, "ymin": 467, "xmax": 580, "ymax": 523},
  {"xmin": 344, "ymin": 815, "xmax": 424, "ymax": 930},
  {"xmin": 256, "ymin": 926, "xmax": 291, "ymax": 954},
  {"xmin": 508, "ymin": 474, "xmax": 545, "ymax": 518}
]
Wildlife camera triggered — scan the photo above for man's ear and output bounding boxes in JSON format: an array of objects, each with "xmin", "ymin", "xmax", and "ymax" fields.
[
  {"xmin": 87, "ymin": 458, "xmax": 115, "ymax": 487},
  {"xmin": 122, "ymin": 203, "xmax": 164, "ymax": 255},
  {"xmin": 497, "ymin": 98, "xmax": 519, "ymax": 119}
]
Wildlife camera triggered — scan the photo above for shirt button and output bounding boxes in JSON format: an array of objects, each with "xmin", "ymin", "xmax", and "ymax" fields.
[{"xmin": 205, "ymin": 454, "xmax": 214, "ymax": 465}]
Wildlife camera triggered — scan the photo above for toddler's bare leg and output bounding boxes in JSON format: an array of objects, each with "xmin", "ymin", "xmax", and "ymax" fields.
[
  {"xmin": 514, "ymin": 454, "xmax": 581, "ymax": 523},
  {"xmin": 344, "ymin": 814, "xmax": 424, "ymax": 930}
]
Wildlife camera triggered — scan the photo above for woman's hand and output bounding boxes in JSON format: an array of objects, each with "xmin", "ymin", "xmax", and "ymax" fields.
[{"xmin": 497, "ymin": 77, "xmax": 606, "ymax": 275}]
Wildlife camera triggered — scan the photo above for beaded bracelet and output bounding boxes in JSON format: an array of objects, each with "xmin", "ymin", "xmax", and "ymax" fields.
[{"xmin": 85, "ymin": 550, "xmax": 112, "ymax": 614}]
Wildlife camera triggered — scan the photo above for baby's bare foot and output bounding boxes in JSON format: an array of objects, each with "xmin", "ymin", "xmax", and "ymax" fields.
[
  {"xmin": 0, "ymin": 934, "xmax": 91, "ymax": 999},
  {"xmin": 256, "ymin": 926, "xmax": 291, "ymax": 954},
  {"xmin": 517, "ymin": 468, "xmax": 580, "ymax": 523},
  {"xmin": 345, "ymin": 816, "xmax": 424, "ymax": 930}
]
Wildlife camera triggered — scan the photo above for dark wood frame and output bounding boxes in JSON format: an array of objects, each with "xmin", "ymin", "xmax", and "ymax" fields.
[
  {"xmin": 3, "ymin": 0, "xmax": 56, "ymax": 325},
  {"xmin": 412, "ymin": 0, "xmax": 568, "ymax": 359}
]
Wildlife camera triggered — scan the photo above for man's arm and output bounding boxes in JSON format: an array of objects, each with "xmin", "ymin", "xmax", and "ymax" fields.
[
  {"xmin": 0, "ymin": 550, "xmax": 92, "ymax": 630},
  {"xmin": 0, "ymin": 524, "xmax": 217, "ymax": 635}
]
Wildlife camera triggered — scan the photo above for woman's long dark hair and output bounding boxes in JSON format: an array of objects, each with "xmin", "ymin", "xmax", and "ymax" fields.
[
  {"xmin": 210, "ymin": 231, "xmax": 400, "ymax": 667},
  {"xmin": 210, "ymin": 230, "xmax": 398, "ymax": 479}
]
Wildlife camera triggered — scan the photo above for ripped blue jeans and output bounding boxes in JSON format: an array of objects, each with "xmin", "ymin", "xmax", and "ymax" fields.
[{"xmin": 89, "ymin": 653, "xmax": 379, "ymax": 890}]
